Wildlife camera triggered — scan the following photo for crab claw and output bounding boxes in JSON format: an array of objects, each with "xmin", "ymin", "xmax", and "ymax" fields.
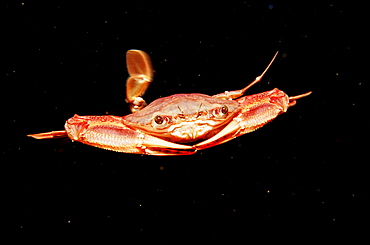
[
  {"xmin": 196, "ymin": 89, "xmax": 311, "ymax": 151},
  {"xmin": 288, "ymin": 91, "xmax": 312, "ymax": 106},
  {"xmin": 65, "ymin": 115, "xmax": 196, "ymax": 155},
  {"xmin": 28, "ymin": 114, "xmax": 196, "ymax": 155},
  {"xmin": 28, "ymin": 130, "xmax": 68, "ymax": 139}
]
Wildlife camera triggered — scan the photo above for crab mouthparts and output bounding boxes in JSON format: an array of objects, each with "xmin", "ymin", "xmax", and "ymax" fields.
[{"xmin": 168, "ymin": 121, "xmax": 215, "ymax": 143}]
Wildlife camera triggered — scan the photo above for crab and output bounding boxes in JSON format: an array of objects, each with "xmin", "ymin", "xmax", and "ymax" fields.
[{"xmin": 28, "ymin": 50, "xmax": 311, "ymax": 155}]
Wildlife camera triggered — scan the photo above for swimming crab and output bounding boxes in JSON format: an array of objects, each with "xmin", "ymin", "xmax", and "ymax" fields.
[{"xmin": 28, "ymin": 50, "xmax": 311, "ymax": 155}]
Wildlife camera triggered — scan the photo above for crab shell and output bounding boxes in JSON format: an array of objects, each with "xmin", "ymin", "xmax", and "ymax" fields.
[{"xmin": 122, "ymin": 93, "xmax": 241, "ymax": 143}]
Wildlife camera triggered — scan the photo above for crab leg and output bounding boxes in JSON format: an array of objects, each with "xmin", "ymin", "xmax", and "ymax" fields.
[
  {"xmin": 126, "ymin": 50, "xmax": 154, "ymax": 112},
  {"xmin": 196, "ymin": 89, "xmax": 311, "ymax": 150},
  {"xmin": 28, "ymin": 115, "xmax": 196, "ymax": 156},
  {"xmin": 213, "ymin": 51, "xmax": 279, "ymax": 100}
]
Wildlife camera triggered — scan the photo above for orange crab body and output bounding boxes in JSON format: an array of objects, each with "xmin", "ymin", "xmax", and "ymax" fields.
[{"xmin": 28, "ymin": 50, "xmax": 310, "ymax": 155}]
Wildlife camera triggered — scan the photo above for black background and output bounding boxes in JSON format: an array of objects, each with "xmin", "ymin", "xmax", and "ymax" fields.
[{"xmin": 2, "ymin": 0, "xmax": 368, "ymax": 242}]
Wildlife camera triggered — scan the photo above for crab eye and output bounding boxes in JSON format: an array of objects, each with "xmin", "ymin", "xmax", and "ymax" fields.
[
  {"xmin": 213, "ymin": 105, "xmax": 228, "ymax": 118},
  {"xmin": 221, "ymin": 105, "xmax": 228, "ymax": 115},
  {"xmin": 154, "ymin": 115, "xmax": 164, "ymax": 124},
  {"xmin": 152, "ymin": 115, "xmax": 171, "ymax": 130}
]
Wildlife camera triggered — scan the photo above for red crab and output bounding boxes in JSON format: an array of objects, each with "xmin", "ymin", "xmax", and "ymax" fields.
[{"xmin": 28, "ymin": 50, "xmax": 311, "ymax": 155}]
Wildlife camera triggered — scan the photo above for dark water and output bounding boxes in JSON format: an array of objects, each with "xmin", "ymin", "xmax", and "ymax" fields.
[{"xmin": 2, "ymin": 1, "xmax": 368, "ymax": 242}]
